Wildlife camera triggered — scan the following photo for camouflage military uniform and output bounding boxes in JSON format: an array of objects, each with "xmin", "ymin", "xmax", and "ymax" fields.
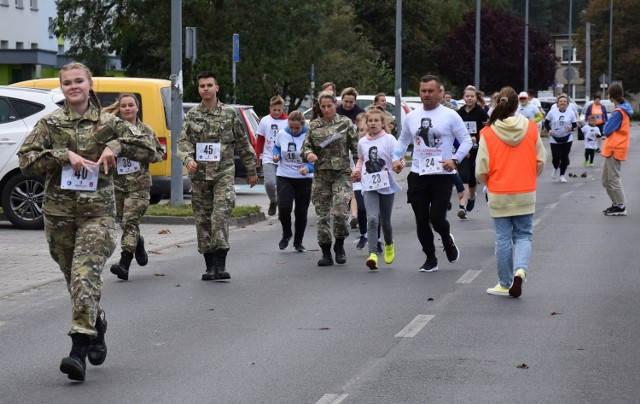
[
  {"xmin": 18, "ymin": 103, "xmax": 157, "ymax": 337},
  {"xmin": 177, "ymin": 102, "xmax": 257, "ymax": 253},
  {"xmin": 113, "ymin": 121, "xmax": 164, "ymax": 254},
  {"xmin": 301, "ymin": 115, "xmax": 359, "ymax": 244}
]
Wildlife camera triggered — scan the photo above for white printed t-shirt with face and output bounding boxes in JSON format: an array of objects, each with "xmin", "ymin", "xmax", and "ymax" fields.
[
  {"xmin": 257, "ymin": 115, "xmax": 288, "ymax": 165},
  {"xmin": 393, "ymin": 105, "xmax": 472, "ymax": 175},
  {"xmin": 357, "ymin": 133, "xmax": 401, "ymax": 195},
  {"xmin": 581, "ymin": 125, "xmax": 601, "ymax": 150},
  {"xmin": 274, "ymin": 129, "xmax": 312, "ymax": 179},
  {"xmin": 546, "ymin": 108, "xmax": 577, "ymax": 144}
]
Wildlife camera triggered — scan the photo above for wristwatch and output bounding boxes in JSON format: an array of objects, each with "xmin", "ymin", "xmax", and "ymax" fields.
[{"xmin": 451, "ymin": 158, "xmax": 458, "ymax": 166}]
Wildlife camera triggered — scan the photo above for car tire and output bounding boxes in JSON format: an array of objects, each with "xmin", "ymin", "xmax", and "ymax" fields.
[
  {"xmin": 149, "ymin": 193, "xmax": 163, "ymax": 205},
  {"xmin": 1, "ymin": 173, "xmax": 45, "ymax": 230}
]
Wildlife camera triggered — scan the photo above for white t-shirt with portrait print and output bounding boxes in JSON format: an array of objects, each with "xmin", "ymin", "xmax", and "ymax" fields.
[
  {"xmin": 357, "ymin": 132, "xmax": 401, "ymax": 195},
  {"xmin": 274, "ymin": 129, "xmax": 312, "ymax": 179},
  {"xmin": 257, "ymin": 115, "xmax": 288, "ymax": 165}
]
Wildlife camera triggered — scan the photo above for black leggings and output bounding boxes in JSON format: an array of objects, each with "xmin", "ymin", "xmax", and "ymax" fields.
[
  {"xmin": 585, "ymin": 148, "xmax": 595, "ymax": 164},
  {"xmin": 550, "ymin": 141, "xmax": 573, "ymax": 175},
  {"xmin": 277, "ymin": 176, "xmax": 312, "ymax": 244}
]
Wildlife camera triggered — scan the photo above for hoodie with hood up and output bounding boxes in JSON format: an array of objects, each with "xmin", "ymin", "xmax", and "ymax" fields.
[
  {"xmin": 476, "ymin": 114, "xmax": 547, "ymax": 218},
  {"xmin": 602, "ymin": 101, "xmax": 633, "ymax": 161}
]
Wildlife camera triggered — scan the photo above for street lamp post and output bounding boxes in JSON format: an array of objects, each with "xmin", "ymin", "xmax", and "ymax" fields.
[
  {"xmin": 608, "ymin": 0, "xmax": 613, "ymax": 95},
  {"xmin": 524, "ymin": 0, "xmax": 529, "ymax": 91},
  {"xmin": 474, "ymin": 0, "xmax": 480, "ymax": 89},
  {"xmin": 567, "ymin": 0, "xmax": 573, "ymax": 99}
]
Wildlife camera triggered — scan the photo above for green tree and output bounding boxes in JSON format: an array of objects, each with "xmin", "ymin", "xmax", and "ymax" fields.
[{"xmin": 575, "ymin": 0, "xmax": 640, "ymax": 94}]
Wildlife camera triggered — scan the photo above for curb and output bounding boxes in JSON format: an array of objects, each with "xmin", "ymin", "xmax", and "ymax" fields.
[{"xmin": 140, "ymin": 212, "xmax": 266, "ymax": 227}]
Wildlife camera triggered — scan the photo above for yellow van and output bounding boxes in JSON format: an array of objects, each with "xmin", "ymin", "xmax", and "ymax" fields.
[{"xmin": 12, "ymin": 77, "xmax": 190, "ymax": 203}]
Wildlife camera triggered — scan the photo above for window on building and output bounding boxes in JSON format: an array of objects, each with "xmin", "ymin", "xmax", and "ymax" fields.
[
  {"xmin": 16, "ymin": 42, "xmax": 24, "ymax": 49},
  {"xmin": 562, "ymin": 46, "xmax": 577, "ymax": 63},
  {"xmin": 1, "ymin": 40, "xmax": 8, "ymax": 49},
  {"xmin": 30, "ymin": 0, "xmax": 37, "ymax": 10},
  {"xmin": 0, "ymin": 0, "xmax": 9, "ymax": 7},
  {"xmin": 31, "ymin": 43, "xmax": 38, "ymax": 49},
  {"xmin": 15, "ymin": 0, "xmax": 23, "ymax": 9},
  {"xmin": 58, "ymin": 44, "xmax": 64, "ymax": 54}
]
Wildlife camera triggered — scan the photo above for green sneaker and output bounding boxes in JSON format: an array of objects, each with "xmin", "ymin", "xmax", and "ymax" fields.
[
  {"xmin": 487, "ymin": 284, "xmax": 510, "ymax": 296},
  {"xmin": 384, "ymin": 244, "xmax": 395, "ymax": 264},
  {"xmin": 366, "ymin": 253, "xmax": 378, "ymax": 270},
  {"xmin": 509, "ymin": 269, "xmax": 526, "ymax": 298}
]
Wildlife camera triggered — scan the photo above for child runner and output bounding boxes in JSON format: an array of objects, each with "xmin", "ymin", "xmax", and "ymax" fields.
[
  {"xmin": 582, "ymin": 115, "xmax": 600, "ymax": 167},
  {"xmin": 352, "ymin": 109, "xmax": 401, "ymax": 270}
]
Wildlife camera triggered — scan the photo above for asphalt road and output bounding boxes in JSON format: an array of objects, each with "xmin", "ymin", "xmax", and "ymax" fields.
[{"xmin": 1, "ymin": 128, "xmax": 640, "ymax": 403}]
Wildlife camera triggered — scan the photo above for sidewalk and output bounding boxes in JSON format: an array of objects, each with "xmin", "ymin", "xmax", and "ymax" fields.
[{"xmin": 0, "ymin": 168, "xmax": 411, "ymax": 299}]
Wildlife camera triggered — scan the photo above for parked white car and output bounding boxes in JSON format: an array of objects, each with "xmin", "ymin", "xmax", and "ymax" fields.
[{"xmin": 0, "ymin": 86, "xmax": 64, "ymax": 229}]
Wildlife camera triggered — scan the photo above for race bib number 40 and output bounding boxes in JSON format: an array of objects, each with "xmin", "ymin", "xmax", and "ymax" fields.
[
  {"xmin": 196, "ymin": 142, "xmax": 221, "ymax": 162},
  {"xmin": 362, "ymin": 170, "xmax": 390, "ymax": 191},
  {"xmin": 61, "ymin": 164, "xmax": 99, "ymax": 191},
  {"xmin": 417, "ymin": 155, "xmax": 444, "ymax": 175},
  {"xmin": 117, "ymin": 157, "xmax": 141, "ymax": 174}
]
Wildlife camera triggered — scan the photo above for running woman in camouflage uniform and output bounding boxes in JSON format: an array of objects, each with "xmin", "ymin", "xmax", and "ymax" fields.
[
  {"xmin": 103, "ymin": 94, "xmax": 165, "ymax": 281},
  {"xmin": 18, "ymin": 62, "xmax": 158, "ymax": 382},
  {"xmin": 301, "ymin": 91, "xmax": 359, "ymax": 266},
  {"xmin": 177, "ymin": 71, "xmax": 258, "ymax": 281}
]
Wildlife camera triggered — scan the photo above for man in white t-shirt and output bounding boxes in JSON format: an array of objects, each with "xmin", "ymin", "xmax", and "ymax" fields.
[
  {"xmin": 392, "ymin": 74, "xmax": 472, "ymax": 273},
  {"xmin": 256, "ymin": 96, "xmax": 289, "ymax": 216}
]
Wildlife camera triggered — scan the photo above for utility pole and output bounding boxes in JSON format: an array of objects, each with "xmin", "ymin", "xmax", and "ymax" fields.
[
  {"xmin": 607, "ymin": 0, "xmax": 613, "ymax": 96},
  {"xmin": 524, "ymin": 0, "xmax": 529, "ymax": 91},
  {"xmin": 585, "ymin": 21, "xmax": 591, "ymax": 100},
  {"xmin": 567, "ymin": 0, "xmax": 573, "ymax": 99},
  {"xmin": 474, "ymin": 0, "xmax": 480, "ymax": 89},
  {"xmin": 394, "ymin": 0, "xmax": 402, "ymax": 130},
  {"xmin": 170, "ymin": 0, "xmax": 183, "ymax": 205}
]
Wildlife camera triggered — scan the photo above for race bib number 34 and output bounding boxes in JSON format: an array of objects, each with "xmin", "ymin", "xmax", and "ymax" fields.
[
  {"xmin": 117, "ymin": 157, "xmax": 141, "ymax": 174},
  {"xmin": 61, "ymin": 164, "xmax": 99, "ymax": 191},
  {"xmin": 196, "ymin": 142, "xmax": 221, "ymax": 162},
  {"xmin": 362, "ymin": 170, "xmax": 390, "ymax": 191},
  {"xmin": 417, "ymin": 155, "xmax": 444, "ymax": 175}
]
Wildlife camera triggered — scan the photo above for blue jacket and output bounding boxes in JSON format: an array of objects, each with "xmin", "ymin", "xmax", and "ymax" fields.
[{"xmin": 603, "ymin": 102, "xmax": 633, "ymax": 137}]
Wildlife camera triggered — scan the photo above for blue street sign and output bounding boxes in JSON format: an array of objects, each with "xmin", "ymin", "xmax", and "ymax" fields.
[{"xmin": 233, "ymin": 33, "xmax": 240, "ymax": 63}]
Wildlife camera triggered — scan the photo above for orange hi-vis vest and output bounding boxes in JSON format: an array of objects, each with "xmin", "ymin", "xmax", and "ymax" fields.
[
  {"xmin": 591, "ymin": 103, "xmax": 604, "ymax": 125},
  {"xmin": 602, "ymin": 107, "xmax": 630, "ymax": 161},
  {"xmin": 481, "ymin": 121, "xmax": 539, "ymax": 194}
]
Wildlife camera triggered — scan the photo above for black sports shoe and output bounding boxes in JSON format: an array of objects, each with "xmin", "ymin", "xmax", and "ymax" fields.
[
  {"xmin": 376, "ymin": 241, "xmax": 383, "ymax": 255},
  {"xmin": 356, "ymin": 235, "xmax": 367, "ymax": 250},
  {"xmin": 278, "ymin": 236, "xmax": 291, "ymax": 250},
  {"xmin": 419, "ymin": 257, "xmax": 438, "ymax": 272},
  {"xmin": 466, "ymin": 198, "xmax": 476, "ymax": 212},
  {"xmin": 443, "ymin": 234, "xmax": 459, "ymax": 263},
  {"xmin": 268, "ymin": 202, "xmax": 277, "ymax": 216},
  {"xmin": 293, "ymin": 243, "xmax": 306, "ymax": 252},
  {"xmin": 603, "ymin": 205, "xmax": 627, "ymax": 216}
]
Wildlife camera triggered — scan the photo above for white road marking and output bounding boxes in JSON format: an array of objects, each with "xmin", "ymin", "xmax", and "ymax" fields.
[
  {"xmin": 456, "ymin": 270, "xmax": 482, "ymax": 284},
  {"xmin": 316, "ymin": 393, "xmax": 348, "ymax": 404},
  {"xmin": 533, "ymin": 217, "xmax": 541, "ymax": 227},
  {"xmin": 395, "ymin": 314, "xmax": 435, "ymax": 338}
]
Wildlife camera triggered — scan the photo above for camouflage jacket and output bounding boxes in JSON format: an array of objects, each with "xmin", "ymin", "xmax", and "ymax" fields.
[
  {"xmin": 177, "ymin": 102, "xmax": 257, "ymax": 181},
  {"xmin": 18, "ymin": 103, "xmax": 158, "ymax": 217},
  {"xmin": 113, "ymin": 120, "xmax": 165, "ymax": 192},
  {"xmin": 301, "ymin": 114, "xmax": 358, "ymax": 172}
]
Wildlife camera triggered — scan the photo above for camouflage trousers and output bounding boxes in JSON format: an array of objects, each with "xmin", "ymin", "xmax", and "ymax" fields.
[
  {"xmin": 44, "ymin": 214, "xmax": 116, "ymax": 337},
  {"xmin": 115, "ymin": 189, "xmax": 150, "ymax": 254},
  {"xmin": 191, "ymin": 176, "xmax": 235, "ymax": 254},
  {"xmin": 311, "ymin": 170, "xmax": 352, "ymax": 245}
]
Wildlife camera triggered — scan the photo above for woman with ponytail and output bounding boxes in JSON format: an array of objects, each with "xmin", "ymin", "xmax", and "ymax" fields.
[
  {"xmin": 476, "ymin": 87, "xmax": 547, "ymax": 298},
  {"xmin": 104, "ymin": 94, "xmax": 165, "ymax": 280},
  {"xmin": 18, "ymin": 62, "xmax": 158, "ymax": 382},
  {"xmin": 601, "ymin": 83, "xmax": 634, "ymax": 216}
]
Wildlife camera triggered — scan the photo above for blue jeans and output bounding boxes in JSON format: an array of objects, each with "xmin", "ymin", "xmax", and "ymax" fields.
[{"xmin": 491, "ymin": 214, "xmax": 533, "ymax": 288}]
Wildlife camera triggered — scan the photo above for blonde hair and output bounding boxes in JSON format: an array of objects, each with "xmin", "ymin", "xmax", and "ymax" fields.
[
  {"xmin": 102, "ymin": 93, "xmax": 140, "ymax": 122},
  {"xmin": 318, "ymin": 91, "xmax": 337, "ymax": 105},
  {"xmin": 270, "ymin": 95, "xmax": 285, "ymax": 107},
  {"xmin": 288, "ymin": 110, "xmax": 305, "ymax": 125},
  {"xmin": 365, "ymin": 108, "xmax": 387, "ymax": 125}
]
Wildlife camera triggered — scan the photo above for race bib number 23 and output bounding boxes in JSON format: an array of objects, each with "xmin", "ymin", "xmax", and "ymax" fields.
[{"xmin": 362, "ymin": 170, "xmax": 390, "ymax": 191}]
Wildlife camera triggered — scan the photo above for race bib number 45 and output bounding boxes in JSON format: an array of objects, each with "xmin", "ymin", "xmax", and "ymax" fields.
[
  {"xmin": 196, "ymin": 142, "xmax": 221, "ymax": 162},
  {"xmin": 61, "ymin": 164, "xmax": 99, "ymax": 191},
  {"xmin": 417, "ymin": 155, "xmax": 444, "ymax": 175},
  {"xmin": 117, "ymin": 157, "xmax": 141, "ymax": 174},
  {"xmin": 362, "ymin": 170, "xmax": 390, "ymax": 191}
]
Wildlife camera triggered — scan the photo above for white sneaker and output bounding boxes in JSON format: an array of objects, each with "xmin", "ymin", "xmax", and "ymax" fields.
[
  {"xmin": 559, "ymin": 175, "xmax": 567, "ymax": 183},
  {"xmin": 552, "ymin": 168, "xmax": 559, "ymax": 179}
]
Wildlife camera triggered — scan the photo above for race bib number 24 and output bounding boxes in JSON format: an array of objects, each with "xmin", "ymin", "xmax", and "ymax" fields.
[{"xmin": 417, "ymin": 155, "xmax": 444, "ymax": 175}]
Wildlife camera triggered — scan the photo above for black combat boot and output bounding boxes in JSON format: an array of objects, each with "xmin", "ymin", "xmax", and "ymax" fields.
[
  {"xmin": 110, "ymin": 251, "xmax": 133, "ymax": 280},
  {"xmin": 134, "ymin": 236, "xmax": 148, "ymax": 266},
  {"xmin": 317, "ymin": 244, "xmax": 334, "ymax": 266},
  {"xmin": 87, "ymin": 311, "xmax": 107, "ymax": 365},
  {"xmin": 214, "ymin": 251, "xmax": 231, "ymax": 281},
  {"xmin": 60, "ymin": 333, "xmax": 91, "ymax": 382},
  {"xmin": 201, "ymin": 252, "xmax": 216, "ymax": 281},
  {"xmin": 334, "ymin": 238, "xmax": 347, "ymax": 264}
]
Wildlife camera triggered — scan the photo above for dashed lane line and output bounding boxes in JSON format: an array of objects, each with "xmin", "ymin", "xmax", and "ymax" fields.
[
  {"xmin": 316, "ymin": 393, "xmax": 348, "ymax": 404},
  {"xmin": 456, "ymin": 270, "xmax": 482, "ymax": 284},
  {"xmin": 394, "ymin": 314, "xmax": 435, "ymax": 338}
]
